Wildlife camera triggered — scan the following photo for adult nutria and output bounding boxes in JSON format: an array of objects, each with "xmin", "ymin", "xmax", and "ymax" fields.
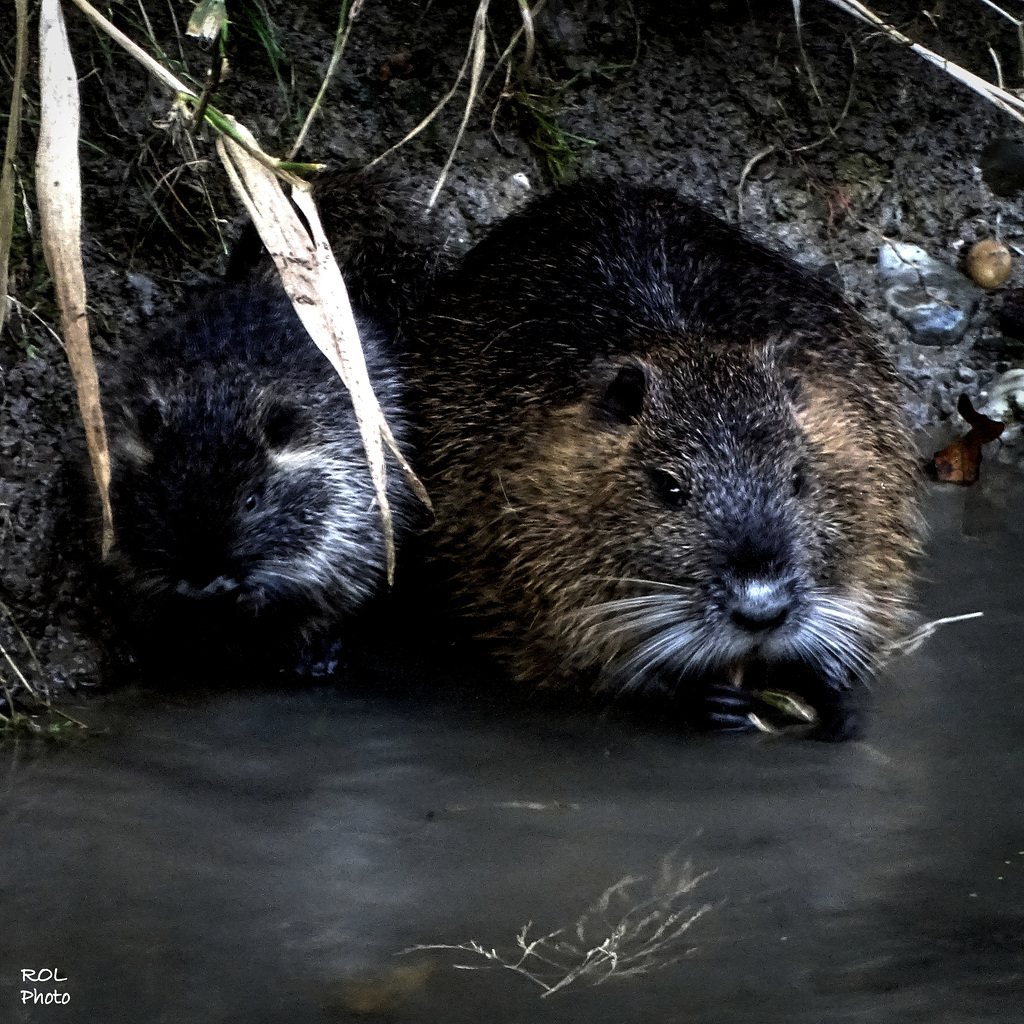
[
  {"xmin": 410, "ymin": 181, "xmax": 922, "ymax": 739},
  {"xmin": 103, "ymin": 282, "xmax": 417, "ymax": 676}
]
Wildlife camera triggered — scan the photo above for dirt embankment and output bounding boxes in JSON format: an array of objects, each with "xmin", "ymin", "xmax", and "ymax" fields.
[{"xmin": 2, "ymin": 0, "xmax": 1022, "ymax": 701}]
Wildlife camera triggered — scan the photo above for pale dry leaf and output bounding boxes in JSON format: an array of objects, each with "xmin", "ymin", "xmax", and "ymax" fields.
[
  {"xmin": 36, "ymin": 0, "xmax": 113, "ymax": 556},
  {"xmin": 216, "ymin": 130, "xmax": 428, "ymax": 582}
]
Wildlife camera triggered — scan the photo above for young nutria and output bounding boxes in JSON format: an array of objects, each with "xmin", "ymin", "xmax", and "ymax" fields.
[
  {"xmin": 104, "ymin": 283, "xmax": 417, "ymax": 676},
  {"xmin": 410, "ymin": 182, "xmax": 922, "ymax": 739}
]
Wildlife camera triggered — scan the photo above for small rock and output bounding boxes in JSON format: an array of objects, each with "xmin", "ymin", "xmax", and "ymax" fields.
[
  {"xmin": 877, "ymin": 241, "xmax": 981, "ymax": 345},
  {"xmin": 957, "ymin": 365, "xmax": 978, "ymax": 383},
  {"xmin": 126, "ymin": 273, "xmax": 158, "ymax": 317},
  {"xmin": 965, "ymin": 239, "xmax": 1012, "ymax": 290},
  {"xmin": 979, "ymin": 368, "xmax": 1024, "ymax": 425}
]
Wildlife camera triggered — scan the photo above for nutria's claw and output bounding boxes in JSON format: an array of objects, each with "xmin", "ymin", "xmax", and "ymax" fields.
[
  {"xmin": 295, "ymin": 636, "xmax": 345, "ymax": 678},
  {"xmin": 701, "ymin": 683, "xmax": 759, "ymax": 734}
]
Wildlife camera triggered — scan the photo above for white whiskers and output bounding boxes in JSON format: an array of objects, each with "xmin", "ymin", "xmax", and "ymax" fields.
[{"xmin": 573, "ymin": 582, "xmax": 881, "ymax": 692}]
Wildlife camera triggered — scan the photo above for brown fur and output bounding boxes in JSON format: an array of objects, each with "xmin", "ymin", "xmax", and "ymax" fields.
[{"xmin": 410, "ymin": 182, "xmax": 922, "ymax": 734}]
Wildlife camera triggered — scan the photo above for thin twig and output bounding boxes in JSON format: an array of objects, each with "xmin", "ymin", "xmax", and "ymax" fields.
[
  {"xmin": 0, "ymin": 639, "xmax": 37, "ymax": 698},
  {"xmin": 890, "ymin": 611, "xmax": 984, "ymax": 657},
  {"xmin": 826, "ymin": 0, "xmax": 1024, "ymax": 125},
  {"xmin": 427, "ymin": 0, "xmax": 490, "ymax": 208},
  {"xmin": 3, "ymin": 296, "xmax": 66, "ymax": 349},
  {"xmin": 368, "ymin": 0, "xmax": 492, "ymax": 210},
  {"xmin": 0, "ymin": 596, "xmax": 45, "ymax": 679},
  {"xmin": 483, "ymin": 0, "xmax": 548, "ymax": 96},
  {"xmin": 517, "ymin": 0, "xmax": 537, "ymax": 81},
  {"xmin": 989, "ymin": 45, "xmax": 1005, "ymax": 91},
  {"xmin": 789, "ymin": 36, "xmax": 859, "ymax": 153},
  {"xmin": 289, "ymin": 0, "xmax": 364, "ymax": 160},
  {"xmin": 737, "ymin": 145, "xmax": 776, "ymax": 221},
  {"xmin": 791, "ymin": 0, "xmax": 825, "ymax": 106}
]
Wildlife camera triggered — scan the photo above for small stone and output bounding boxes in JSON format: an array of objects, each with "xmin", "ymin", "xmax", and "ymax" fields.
[
  {"xmin": 957, "ymin": 365, "xmax": 978, "ymax": 383},
  {"xmin": 979, "ymin": 368, "xmax": 1024, "ymax": 424},
  {"xmin": 126, "ymin": 273, "xmax": 159, "ymax": 317},
  {"xmin": 965, "ymin": 239, "xmax": 1012, "ymax": 290},
  {"xmin": 877, "ymin": 241, "xmax": 981, "ymax": 346}
]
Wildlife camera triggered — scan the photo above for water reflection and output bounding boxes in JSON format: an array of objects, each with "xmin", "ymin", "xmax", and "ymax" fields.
[{"xmin": 2, "ymin": 478, "xmax": 1022, "ymax": 1022}]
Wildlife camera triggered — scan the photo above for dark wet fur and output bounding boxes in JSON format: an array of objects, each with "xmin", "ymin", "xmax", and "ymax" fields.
[
  {"xmin": 103, "ymin": 283, "xmax": 417, "ymax": 677},
  {"xmin": 410, "ymin": 181, "xmax": 922, "ymax": 740}
]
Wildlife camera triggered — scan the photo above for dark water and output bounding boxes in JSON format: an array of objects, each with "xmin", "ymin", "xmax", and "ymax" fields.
[{"xmin": 2, "ymin": 479, "xmax": 1023, "ymax": 1023}]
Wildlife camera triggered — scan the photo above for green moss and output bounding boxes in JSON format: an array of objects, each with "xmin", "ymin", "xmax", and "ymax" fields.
[{"xmin": 512, "ymin": 89, "xmax": 596, "ymax": 185}]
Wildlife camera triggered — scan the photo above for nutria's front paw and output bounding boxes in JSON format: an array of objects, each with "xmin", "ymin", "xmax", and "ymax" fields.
[
  {"xmin": 699, "ymin": 683, "xmax": 760, "ymax": 734},
  {"xmin": 753, "ymin": 665, "xmax": 863, "ymax": 742},
  {"xmin": 295, "ymin": 635, "xmax": 345, "ymax": 678},
  {"xmin": 691, "ymin": 679, "xmax": 862, "ymax": 741}
]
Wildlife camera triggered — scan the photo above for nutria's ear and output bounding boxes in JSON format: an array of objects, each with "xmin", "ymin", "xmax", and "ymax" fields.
[
  {"xmin": 263, "ymin": 402, "xmax": 311, "ymax": 448},
  {"xmin": 593, "ymin": 361, "xmax": 648, "ymax": 426}
]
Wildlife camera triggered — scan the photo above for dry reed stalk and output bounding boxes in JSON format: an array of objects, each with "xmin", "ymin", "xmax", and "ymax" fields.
[
  {"xmin": 36, "ymin": 0, "xmax": 114, "ymax": 555},
  {"xmin": 824, "ymin": 0, "xmax": 1024, "ymax": 126},
  {"xmin": 217, "ymin": 131, "xmax": 430, "ymax": 582}
]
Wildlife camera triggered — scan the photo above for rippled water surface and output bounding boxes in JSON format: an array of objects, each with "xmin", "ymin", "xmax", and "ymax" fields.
[{"xmin": 2, "ymin": 478, "xmax": 1023, "ymax": 1023}]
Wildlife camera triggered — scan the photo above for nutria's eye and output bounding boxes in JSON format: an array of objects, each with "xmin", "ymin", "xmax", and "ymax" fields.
[
  {"xmin": 791, "ymin": 465, "xmax": 806, "ymax": 497},
  {"xmin": 244, "ymin": 490, "xmax": 262, "ymax": 512},
  {"xmin": 649, "ymin": 468, "xmax": 689, "ymax": 509},
  {"xmin": 264, "ymin": 403, "xmax": 307, "ymax": 448}
]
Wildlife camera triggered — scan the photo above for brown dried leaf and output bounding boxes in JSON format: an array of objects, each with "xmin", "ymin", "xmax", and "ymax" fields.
[
  {"xmin": 36, "ymin": 0, "xmax": 113, "ymax": 555},
  {"xmin": 924, "ymin": 394, "xmax": 1005, "ymax": 485},
  {"xmin": 377, "ymin": 51, "xmax": 416, "ymax": 81}
]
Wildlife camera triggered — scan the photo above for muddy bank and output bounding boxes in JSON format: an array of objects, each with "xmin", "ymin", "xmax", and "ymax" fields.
[{"xmin": 2, "ymin": 0, "xmax": 1024, "ymax": 697}]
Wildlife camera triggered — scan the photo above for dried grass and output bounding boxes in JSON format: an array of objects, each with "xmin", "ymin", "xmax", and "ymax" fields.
[
  {"xmin": 888, "ymin": 611, "xmax": 984, "ymax": 658},
  {"xmin": 823, "ymin": 0, "xmax": 1024, "ymax": 126},
  {"xmin": 404, "ymin": 854, "xmax": 714, "ymax": 998}
]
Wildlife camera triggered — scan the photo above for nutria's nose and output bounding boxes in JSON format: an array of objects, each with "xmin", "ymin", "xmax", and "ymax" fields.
[{"xmin": 729, "ymin": 579, "xmax": 793, "ymax": 632}]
